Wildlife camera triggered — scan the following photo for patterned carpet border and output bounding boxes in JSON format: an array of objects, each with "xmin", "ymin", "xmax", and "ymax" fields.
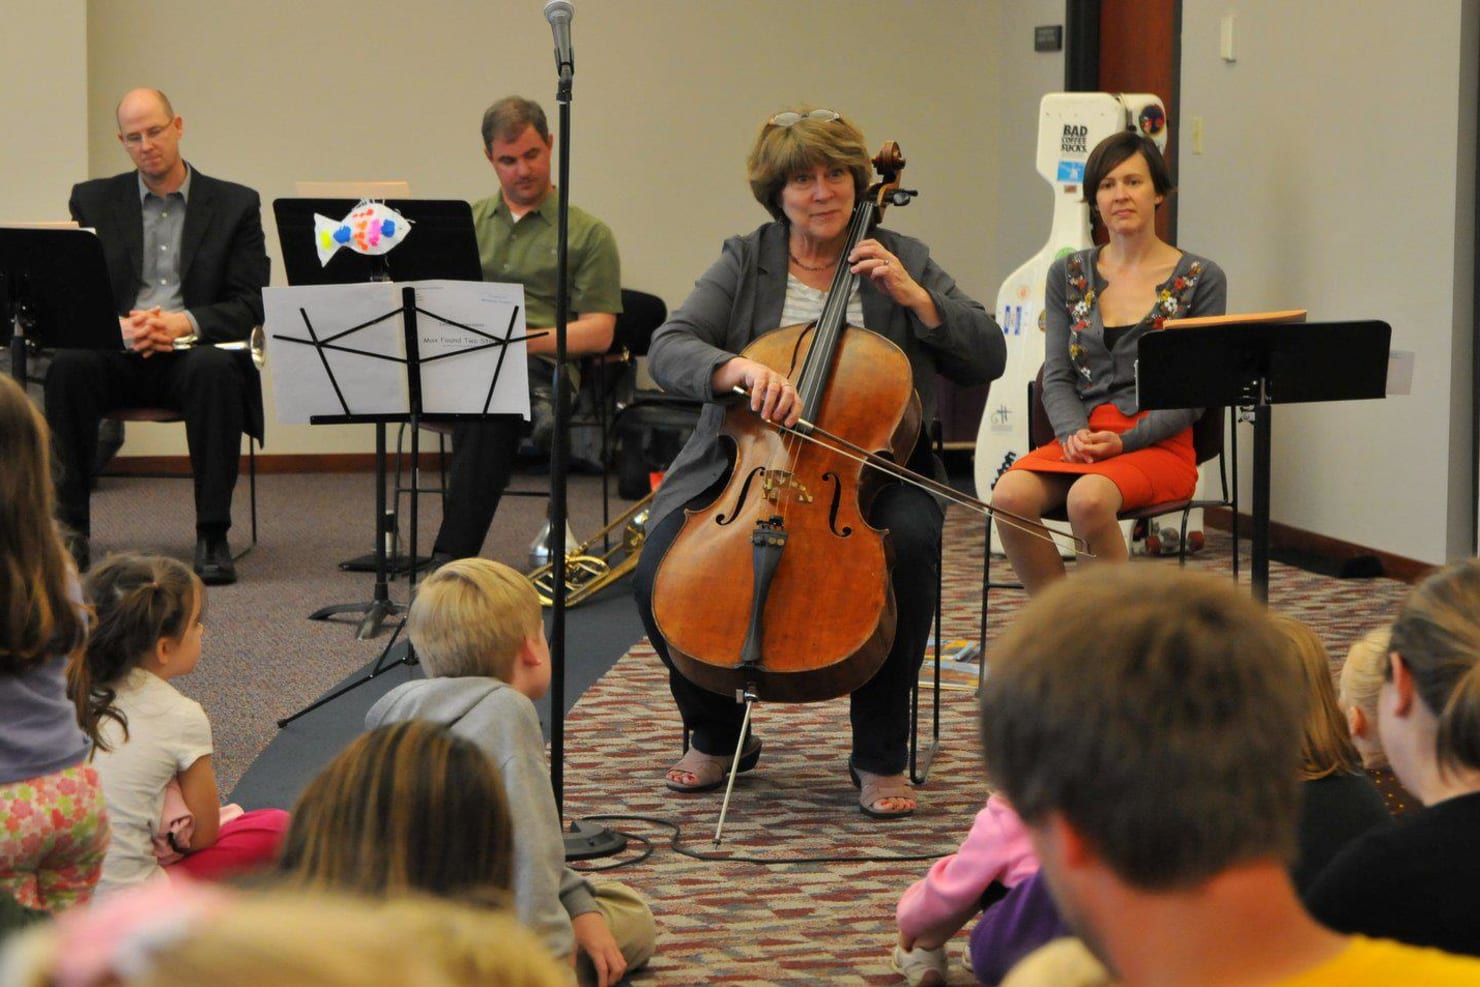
[{"xmin": 558, "ymin": 509, "xmax": 1413, "ymax": 985}]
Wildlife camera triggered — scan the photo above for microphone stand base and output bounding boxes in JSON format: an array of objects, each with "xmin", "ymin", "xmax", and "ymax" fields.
[{"xmin": 564, "ymin": 819, "xmax": 627, "ymax": 861}]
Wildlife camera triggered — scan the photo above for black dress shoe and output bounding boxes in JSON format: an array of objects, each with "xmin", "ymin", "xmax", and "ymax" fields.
[{"xmin": 193, "ymin": 535, "xmax": 237, "ymax": 585}]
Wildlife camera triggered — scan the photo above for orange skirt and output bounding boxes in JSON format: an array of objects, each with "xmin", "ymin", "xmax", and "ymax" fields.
[{"xmin": 1006, "ymin": 404, "xmax": 1197, "ymax": 509}]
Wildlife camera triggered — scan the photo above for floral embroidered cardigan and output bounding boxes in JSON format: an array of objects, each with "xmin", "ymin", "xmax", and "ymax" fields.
[{"xmin": 1040, "ymin": 246, "xmax": 1227, "ymax": 453}]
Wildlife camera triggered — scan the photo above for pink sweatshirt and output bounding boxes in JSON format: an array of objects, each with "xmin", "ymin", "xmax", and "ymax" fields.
[{"xmin": 896, "ymin": 793, "xmax": 1039, "ymax": 941}]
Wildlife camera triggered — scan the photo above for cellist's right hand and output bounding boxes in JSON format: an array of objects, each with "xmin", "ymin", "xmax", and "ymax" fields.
[{"xmin": 712, "ymin": 357, "xmax": 802, "ymax": 428}]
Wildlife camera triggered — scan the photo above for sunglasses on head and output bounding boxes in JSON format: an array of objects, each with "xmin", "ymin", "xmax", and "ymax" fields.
[{"xmin": 767, "ymin": 109, "xmax": 842, "ymax": 128}]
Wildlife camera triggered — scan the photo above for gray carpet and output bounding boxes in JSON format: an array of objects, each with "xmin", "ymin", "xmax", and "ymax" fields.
[{"xmin": 85, "ymin": 463, "xmax": 645, "ymax": 802}]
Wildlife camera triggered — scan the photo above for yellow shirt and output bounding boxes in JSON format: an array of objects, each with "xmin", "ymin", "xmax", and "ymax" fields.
[{"xmin": 1278, "ymin": 936, "xmax": 1480, "ymax": 985}]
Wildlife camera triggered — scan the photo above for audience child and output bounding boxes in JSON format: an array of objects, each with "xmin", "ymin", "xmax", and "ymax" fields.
[
  {"xmin": 1340, "ymin": 625, "xmax": 1419, "ymax": 817},
  {"xmin": 0, "ymin": 374, "xmax": 109, "ymax": 916},
  {"xmin": 1271, "ymin": 614, "xmax": 1392, "ymax": 892},
  {"xmin": 891, "ymin": 794, "xmax": 1068, "ymax": 985},
  {"xmin": 999, "ymin": 938, "xmax": 1113, "ymax": 987},
  {"xmin": 366, "ymin": 558, "xmax": 656, "ymax": 987},
  {"xmin": 69, "ymin": 554, "xmax": 288, "ymax": 896},
  {"xmin": 0, "ymin": 881, "xmax": 569, "ymax": 987},
  {"xmin": 1307, "ymin": 559, "xmax": 1480, "ymax": 956},
  {"xmin": 982, "ymin": 567, "xmax": 1480, "ymax": 985},
  {"xmin": 278, "ymin": 720, "xmax": 514, "ymax": 904}
]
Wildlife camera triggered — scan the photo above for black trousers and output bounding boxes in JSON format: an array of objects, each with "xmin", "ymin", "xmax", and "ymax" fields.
[
  {"xmin": 432, "ymin": 416, "xmax": 523, "ymax": 558},
  {"xmin": 633, "ymin": 479, "xmax": 942, "ymax": 777},
  {"xmin": 432, "ymin": 360, "xmax": 570, "ymax": 559},
  {"xmin": 45, "ymin": 347, "xmax": 248, "ymax": 537}
]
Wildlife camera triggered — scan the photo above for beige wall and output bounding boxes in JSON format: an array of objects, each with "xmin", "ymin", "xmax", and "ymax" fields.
[
  {"xmin": 1180, "ymin": 0, "xmax": 1477, "ymax": 562},
  {"xmin": 81, "ymin": 0, "xmax": 1014, "ymax": 457},
  {"xmin": 0, "ymin": 0, "xmax": 86, "ymax": 222},
  {"xmin": 28, "ymin": 1, "xmax": 1480, "ymax": 562},
  {"xmin": 993, "ymin": 0, "xmax": 1068, "ymax": 287}
]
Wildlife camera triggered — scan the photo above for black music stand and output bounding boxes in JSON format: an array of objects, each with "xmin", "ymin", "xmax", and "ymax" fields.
[
  {"xmin": 274, "ymin": 199, "xmax": 491, "ymax": 638},
  {"xmin": 1137, "ymin": 319, "xmax": 1391, "ymax": 602},
  {"xmin": 271, "ymin": 276, "xmax": 530, "ymax": 725},
  {"xmin": 1, "ymin": 227, "xmax": 122, "ymax": 385}
]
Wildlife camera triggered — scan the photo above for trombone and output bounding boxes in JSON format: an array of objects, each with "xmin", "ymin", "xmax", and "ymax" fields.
[{"xmin": 528, "ymin": 492, "xmax": 653, "ymax": 607}]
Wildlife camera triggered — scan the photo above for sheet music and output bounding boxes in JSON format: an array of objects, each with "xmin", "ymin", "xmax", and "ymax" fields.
[
  {"xmin": 263, "ymin": 279, "xmax": 529, "ymax": 424},
  {"xmin": 412, "ymin": 280, "xmax": 529, "ymax": 417}
]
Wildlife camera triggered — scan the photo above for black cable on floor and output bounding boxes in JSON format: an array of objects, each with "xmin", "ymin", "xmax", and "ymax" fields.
[{"xmin": 569, "ymin": 814, "xmax": 950, "ymax": 870}]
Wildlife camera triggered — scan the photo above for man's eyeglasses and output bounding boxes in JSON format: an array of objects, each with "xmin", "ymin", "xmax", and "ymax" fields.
[
  {"xmin": 767, "ymin": 109, "xmax": 841, "ymax": 128},
  {"xmin": 122, "ymin": 125, "xmax": 172, "ymax": 147}
]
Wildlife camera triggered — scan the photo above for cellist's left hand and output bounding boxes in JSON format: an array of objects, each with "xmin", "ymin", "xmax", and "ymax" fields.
[{"xmin": 850, "ymin": 239, "xmax": 941, "ymax": 328}]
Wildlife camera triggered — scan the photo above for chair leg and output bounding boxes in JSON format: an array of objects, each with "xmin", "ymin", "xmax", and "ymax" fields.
[
  {"xmin": 231, "ymin": 436, "xmax": 258, "ymax": 562},
  {"xmin": 249, "ymin": 438, "xmax": 258, "ymax": 546},
  {"xmin": 909, "ymin": 526, "xmax": 943, "ymax": 786},
  {"xmin": 978, "ymin": 519, "xmax": 992, "ymax": 688}
]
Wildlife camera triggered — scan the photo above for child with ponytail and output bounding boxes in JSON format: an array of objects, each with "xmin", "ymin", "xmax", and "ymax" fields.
[
  {"xmin": 70, "ymin": 554, "xmax": 287, "ymax": 897},
  {"xmin": 1307, "ymin": 558, "xmax": 1480, "ymax": 956},
  {"xmin": 0, "ymin": 374, "xmax": 109, "ymax": 917}
]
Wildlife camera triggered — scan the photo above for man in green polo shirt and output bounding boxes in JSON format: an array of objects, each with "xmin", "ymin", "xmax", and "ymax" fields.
[{"xmin": 433, "ymin": 95, "xmax": 623, "ymax": 562}]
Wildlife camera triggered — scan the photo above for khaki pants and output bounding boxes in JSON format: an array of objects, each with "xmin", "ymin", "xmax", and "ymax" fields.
[{"xmin": 576, "ymin": 881, "xmax": 656, "ymax": 985}]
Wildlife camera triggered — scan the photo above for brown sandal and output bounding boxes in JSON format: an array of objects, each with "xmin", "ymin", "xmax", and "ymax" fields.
[
  {"xmin": 849, "ymin": 759, "xmax": 916, "ymax": 819},
  {"xmin": 665, "ymin": 737, "xmax": 762, "ymax": 793}
]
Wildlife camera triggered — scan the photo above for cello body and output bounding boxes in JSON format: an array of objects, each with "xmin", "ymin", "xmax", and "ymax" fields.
[{"xmin": 651, "ymin": 319, "xmax": 921, "ymax": 703}]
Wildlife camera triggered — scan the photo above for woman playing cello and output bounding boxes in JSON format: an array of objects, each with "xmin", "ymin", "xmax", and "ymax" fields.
[{"xmin": 632, "ymin": 107, "xmax": 1003, "ymax": 818}]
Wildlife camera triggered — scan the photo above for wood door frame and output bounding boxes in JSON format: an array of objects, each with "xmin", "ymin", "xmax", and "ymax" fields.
[{"xmin": 1065, "ymin": 0, "xmax": 1181, "ymax": 244}]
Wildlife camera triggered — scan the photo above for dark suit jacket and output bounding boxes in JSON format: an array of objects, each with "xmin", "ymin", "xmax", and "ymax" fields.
[{"xmin": 69, "ymin": 165, "xmax": 270, "ymax": 439}]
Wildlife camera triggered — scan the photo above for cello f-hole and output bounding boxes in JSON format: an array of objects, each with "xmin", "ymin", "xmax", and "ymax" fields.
[
  {"xmin": 716, "ymin": 467, "xmax": 765, "ymax": 526},
  {"xmin": 822, "ymin": 471, "xmax": 852, "ymax": 537}
]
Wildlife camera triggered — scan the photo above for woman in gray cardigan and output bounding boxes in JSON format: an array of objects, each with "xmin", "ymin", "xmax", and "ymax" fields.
[
  {"xmin": 632, "ymin": 107, "xmax": 1003, "ymax": 819},
  {"xmin": 993, "ymin": 131, "xmax": 1226, "ymax": 594}
]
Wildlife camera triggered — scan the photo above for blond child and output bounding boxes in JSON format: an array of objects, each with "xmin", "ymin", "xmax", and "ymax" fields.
[
  {"xmin": 366, "ymin": 559, "xmax": 655, "ymax": 987},
  {"xmin": 1340, "ymin": 626, "xmax": 1418, "ymax": 817}
]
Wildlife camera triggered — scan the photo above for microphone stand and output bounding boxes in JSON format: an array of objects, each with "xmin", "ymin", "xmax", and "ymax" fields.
[{"xmin": 549, "ymin": 34, "xmax": 626, "ymax": 862}]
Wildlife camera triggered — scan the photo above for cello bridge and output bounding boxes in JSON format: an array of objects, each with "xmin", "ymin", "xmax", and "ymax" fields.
[{"xmin": 761, "ymin": 469, "xmax": 813, "ymax": 504}]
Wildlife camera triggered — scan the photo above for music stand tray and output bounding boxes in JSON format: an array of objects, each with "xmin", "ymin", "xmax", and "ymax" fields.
[{"xmin": 1138, "ymin": 319, "xmax": 1391, "ymax": 602}]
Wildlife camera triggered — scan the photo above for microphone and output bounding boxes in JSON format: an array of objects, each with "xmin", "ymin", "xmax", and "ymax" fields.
[{"xmin": 544, "ymin": 0, "xmax": 574, "ymax": 78}]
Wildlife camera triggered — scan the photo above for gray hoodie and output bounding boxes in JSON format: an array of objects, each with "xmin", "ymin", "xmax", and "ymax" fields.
[{"xmin": 366, "ymin": 676, "xmax": 597, "ymax": 960}]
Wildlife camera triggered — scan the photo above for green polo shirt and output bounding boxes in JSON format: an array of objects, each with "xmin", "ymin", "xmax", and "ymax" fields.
[{"xmin": 471, "ymin": 188, "xmax": 622, "ymax": 328}]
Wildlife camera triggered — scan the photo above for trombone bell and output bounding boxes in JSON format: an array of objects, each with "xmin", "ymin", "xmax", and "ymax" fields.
[{"xmin": 528, "ymin": 494, "xmax": 652, "ymax": 607}]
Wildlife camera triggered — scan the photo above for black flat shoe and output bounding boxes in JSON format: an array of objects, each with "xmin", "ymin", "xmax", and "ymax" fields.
[{"xmin": 194, "ymin": 535, "xmax": 237, "ymax": 585}]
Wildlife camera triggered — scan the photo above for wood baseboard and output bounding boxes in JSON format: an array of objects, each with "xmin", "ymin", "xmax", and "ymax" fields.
[
  {"xmin": 104, "ymin": 452, "xmax": 451, "ymax": 476},
  {"xmin": 1203, "ymin": 507, "xmax": 1433, "ymax": 585}
]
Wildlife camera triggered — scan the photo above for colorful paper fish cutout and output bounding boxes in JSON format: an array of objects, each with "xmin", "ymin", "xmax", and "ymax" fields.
[{"xmin": 313, "ymin": 200, "xmax": 412, "ymax": 266}]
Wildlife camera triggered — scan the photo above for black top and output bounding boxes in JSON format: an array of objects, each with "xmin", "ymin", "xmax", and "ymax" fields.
[
  {"xmin": 1306, "ymin": 790, "xmax": 1480, "ymax": 956},
  {"xmin": 1293, "ymin": 771, "xmax": 1392, "ymax": 895},
  {"xmin": 1102, "ymin": 323, "xmax": 1136, "ymax": 351}
]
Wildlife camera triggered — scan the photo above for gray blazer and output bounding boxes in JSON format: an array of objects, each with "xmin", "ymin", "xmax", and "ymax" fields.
[{"xmin": 648, "ymin": 221, "xmax": 1004, "ymax": 526}]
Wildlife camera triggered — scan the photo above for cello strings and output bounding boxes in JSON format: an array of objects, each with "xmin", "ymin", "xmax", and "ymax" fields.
[{"xmin": 730, "ymin": 387, "xmax": 1091, "ymax": 557}]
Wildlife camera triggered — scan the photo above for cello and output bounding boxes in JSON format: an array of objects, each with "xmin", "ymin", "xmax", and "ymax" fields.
[{"xmin": 650, "ymin": 142, "xmax": 935, "ymax": 705}]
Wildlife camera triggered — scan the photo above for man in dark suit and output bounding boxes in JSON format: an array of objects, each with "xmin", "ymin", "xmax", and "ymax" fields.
[{"xmin": 46, "ymin": 88, "xmax": 269, "ymax": 584}]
